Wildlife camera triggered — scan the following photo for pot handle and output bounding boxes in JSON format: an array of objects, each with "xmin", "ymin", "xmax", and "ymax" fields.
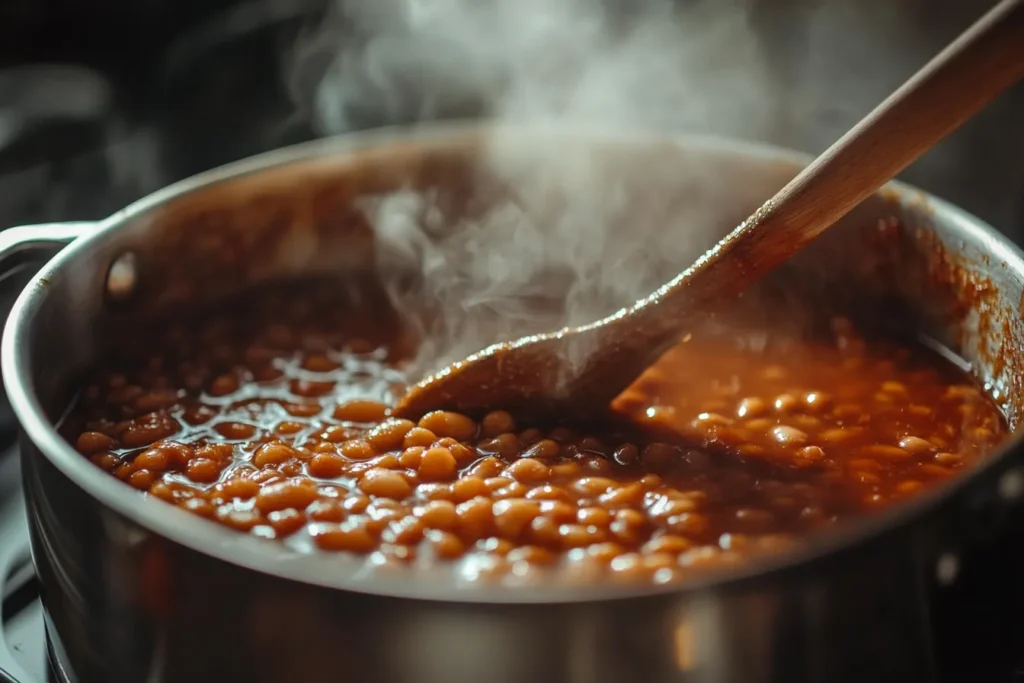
[{"xmin": 0, "ymin": 222, "xmax": 96, "ymax": 281}]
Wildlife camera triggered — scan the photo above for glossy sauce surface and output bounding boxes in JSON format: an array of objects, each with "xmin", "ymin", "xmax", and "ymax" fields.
[{"xmin": 66, "ymin": 280, "xmax": 1008, "ymax": 585}]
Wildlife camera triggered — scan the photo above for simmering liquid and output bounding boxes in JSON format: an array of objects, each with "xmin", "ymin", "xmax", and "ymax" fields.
[{"xmin": 65, "ymin": 279, "xmax": 1008, "ymax": 585}]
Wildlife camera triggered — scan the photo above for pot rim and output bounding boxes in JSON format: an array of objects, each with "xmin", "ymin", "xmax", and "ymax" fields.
[{"xmin": 5, "ymin": 120, "xmax": 1024, "ymax": 604}]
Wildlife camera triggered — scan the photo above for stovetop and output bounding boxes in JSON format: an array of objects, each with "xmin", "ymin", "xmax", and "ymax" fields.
[{"xmin": 0, "ymin": 449, "xmax": 50, "ymax": 683}]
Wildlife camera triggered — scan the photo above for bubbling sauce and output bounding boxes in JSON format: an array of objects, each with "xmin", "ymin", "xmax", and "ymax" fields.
[{"xmin": 65, "ymin": 279, "xmax": 1008, "ymax": 585}]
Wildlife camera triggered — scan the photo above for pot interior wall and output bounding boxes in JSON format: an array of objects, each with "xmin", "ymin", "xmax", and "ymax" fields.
[{"xmin": 22, "ymin": 128, "xmax": 1024, "ymax": 435}]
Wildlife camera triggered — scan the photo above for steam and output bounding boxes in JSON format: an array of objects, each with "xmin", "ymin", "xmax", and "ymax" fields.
[
  {"xmin": 290, "ymin": 0, "xmax": 791, "ymax": 377},
  {"xmin": 298, "ymin": 0, "xmax": 778, "ymax": 136}
]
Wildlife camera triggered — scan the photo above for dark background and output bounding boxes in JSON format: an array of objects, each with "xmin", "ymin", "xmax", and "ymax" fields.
[{"xmin": 0, "ymin": 0, "xmax": 1022, "ymax": 235}]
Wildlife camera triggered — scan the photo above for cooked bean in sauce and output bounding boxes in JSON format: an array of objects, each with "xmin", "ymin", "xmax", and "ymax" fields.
[{"xmin": 66, "ymin": 280, "xmax": 1009, "ymax": 585}]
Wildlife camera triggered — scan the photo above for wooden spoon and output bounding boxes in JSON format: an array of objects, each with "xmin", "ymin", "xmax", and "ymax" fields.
[{"xmin": 394, "ymin": 0, "xmax": 1024, "ymax": 422}]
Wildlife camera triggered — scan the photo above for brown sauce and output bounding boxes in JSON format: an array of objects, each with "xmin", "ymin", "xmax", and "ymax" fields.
[{"xmin": 64, "ymin": 278, "xmax": 1009, "ymax": 585}]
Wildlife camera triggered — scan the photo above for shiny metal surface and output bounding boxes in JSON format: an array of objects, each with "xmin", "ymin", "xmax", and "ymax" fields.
[{"xmin": 3, "ymin": 122, "xmax": 1024, "ymax": 682}]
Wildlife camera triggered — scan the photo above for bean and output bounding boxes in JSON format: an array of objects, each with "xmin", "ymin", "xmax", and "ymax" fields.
[
  {"xmin": 507, "ymin": 545, "xmax": 555, "ymax": 566},
  {"xmin": 494, "ymin": 482, "xmax": 530, "ymax": 499},
  {"xmin": 418, "ymin": 411, "xmax": 477, "ymax": 442},
  {"xmin": 195, "ymin": 443, "xmax": 231, "ymax": 464},
  {"xmin": 744, "ymin": 418, "xmax": 773, "ymax": 432},
  {"xmin": 134, "ymin": 448, "xmax": 170, "ymax": 472},
  {"xmin": 550, "ymin": 462, "xmax": 583, "ymax": 479},
  {"xmin": 253, "ymin": 443, "xmax": 298, "ymax": 467},
  {"xmin": 129, "ymin": 470, "xmax": 155, "ymax": 490},
  {"xmin": 312, "ymin": 523, "xmax": 377, "ymax": 553},
  {"xmin": 480, "ymin": 411, "xmax": 516, "ymax": 438},
  {"xmin": 182, "ymin": 497, "xmax": 214, "ymax": 517},
  {"xmin": 333, "ymin": 400, "xmax": 388, "ymax": 423},
  {"xmin": 308, "ymin": 453, "xmax": 346, "ymax": 478},
  {"xmin": 209, "ymin": 374, "xmax": 239, "ymax": 396},
  {"xmin": 417, "ymin": 500, "xmax": 460, "ymax": 531},
  {"xmin": 609, "ymin": 553, "xmax": 650, "ymax": 581},
  {"xmin": 667, "ymin": 512, "xmax": 709, "ymax": 536},
  {"xmin": 76, "ymin": 431, "xmax": 117, "ymax": 455},
  {"xmin": 403, "ymin": 428, "xmax": 437, "ymax": 449},
  {"xmin": 505, "ymin": 458, "xmax": 551, "ymax": 484},
  {"xmin": 599, "ymin": 482, "xmax": 645, "ymax": 508},
  {"xmin": 577, "ymin": 507, "xmax": 613, "ymax": 528},
  {"xmin": 456, "ymin": 497, "xmax": 494, "ymax": 540},
  {"xmin": 216, "ymin": 422, "xmax": 256, "ymax": 440},
  {"xmin": 896, "ymin": 481, "xmax": 923, "ymax": 495},
  {"xmin": 216, "ymin": 506, "xmax": 262, "ymax": 532},
  {"xmin": 586, "ymin": 542, "xmax": 626, "ymax": 563},
  {"xmin": 794, "ymin": 446, "xmax": 825, "ymax": 466},
  {"xmin": 383, "ymin": 517, "xmax": 424, "ymax": 545},
  {"xmin": 559, "ymin": 523, "xmax": 607, "ymax": 548},
  {"xmin": 476, "ymin": 434, "xmax": 520, "ymax": 459},
  {"xmin": 367, "ymin": 418, "xmax": 415, "ymax": 452},
  {"xmin": 771, "ymin": 426, "xmax": 807, "ymax": 447},
  {"xmin": 773, "ymin": 394, "xmax": 798, "ymax": 413},
  {"xmin": 451, "ymin": 476, "xmax": 489, "ymax": 503},
  {"xmin": 522, "ymin": 439, "xmax": 561, "ymax": 460},
  {"xmin": 90, "ymin": 453, "xmax": 120, "ymax": 471},
  {"xmin": 694, "ymin": 412, "xmax": 733, "ymax": 428},
  {"xmin": 735, "ymin": 508, "xmax": 775, "ymax": 529},
  {"xmin": 268, "ymin": 508, "xmax": 306, "ymax": 536},
  {"xmin": 429, "ymin": 531, "xmax": 466, "ymax": 560},
  {"xmin": 641, "ymin": 443, "xmax": 678, "ymax": 472},
  {"xmin": 186, "ymin": 458, "xmax": 222, "ymax": 483},
  {"xmin": 418, "ymin": 447, "xmax": 458, "ymax": 482},
  {"xmin": 736, "ymin": 397, "xmax": 766, "ymax": 419},
  {"xmin": 526, "ymin": 485, "xmax": 570, "ymax": 502},
  {"xmin": 218, "ymin": 478, "xmax": 260, "ymax": 500},
  {"xmin": 256, "ymin": 478, "xmax": 319, "ymax": 514},
  {"xmin": 122, "ymin": 414, "xmax": 180, "ymax": 448},
  {"xmin": 492, "ymin": 499, "xmax": 540, "ymax": 539},
  {"xmin": 276, "ymin": 421, "xmax": 304, "ymax": 435},
  {"xmin": 881, "ymin": 381, "xmax": 907, "ymax": 396},
  {"xmin": 358, "ymin": 469, "xmax": 413, "ymax": 499},
  {"xmin": 529, "ymin": 516, "xmax": 561, "ymax": 546},
  {"xmin": 547, "ymin": 427, "xmax": 576, "ymax": 443},
  {"xmin": 518, "ymin": 428, "xmax": 543, "ymax": 446},
  {"xmin": 819, "ymin": 427, "xmax": 863, "ymax": 443},
  {"xmin": 643, "ymin": 534, "xmax": 692, "ymax": 555},
  {"xmin": 340, "ymin": 439, "xmax": 376, "ymax": 461},
  {"xmin": 573, "ymin": 477, "xmax": 617, "ymax": 497},
  {"xmin": 307, "ymin": 499, "xmax": 346, "ymax": 522},
  {"xmin": 859, "ymin": 444, "xmax": 910, "ymax": 460},
  {"xmin": 322, "ymin": 426, "xmax": 354, "ymax": 443},
  {"xmin": 803, "ymin": 392, "xmax": 831, "ymax": 413},
  {"xmin": 898, "ymin": 436, "xmax": 934, "ymax": 455},
  {"xmin": 934, "ymin": 452, "xmax": 964, "ymax": 466}
]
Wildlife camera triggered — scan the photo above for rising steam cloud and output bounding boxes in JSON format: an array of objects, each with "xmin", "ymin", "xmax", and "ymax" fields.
[{"xmin": 290, "ymin": 0, "xmax": 793, "ymax": 378}]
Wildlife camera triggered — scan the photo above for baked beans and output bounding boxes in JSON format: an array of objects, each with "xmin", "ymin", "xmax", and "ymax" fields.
[{"xmin": 65, "ymin": 280, "xmax": 1008, "ymax": 585}]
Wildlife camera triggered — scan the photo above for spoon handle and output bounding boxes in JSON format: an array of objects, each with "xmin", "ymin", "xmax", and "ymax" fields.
[{"xmin": 647, "ymin": 0, "xmax": 1024, "ymax": 327}]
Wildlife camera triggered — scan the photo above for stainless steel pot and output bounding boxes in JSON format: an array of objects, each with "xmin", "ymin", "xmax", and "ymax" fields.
[{"xmin": 2, "ymin": 122, "xmax": 1024, "ymax": 683}]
